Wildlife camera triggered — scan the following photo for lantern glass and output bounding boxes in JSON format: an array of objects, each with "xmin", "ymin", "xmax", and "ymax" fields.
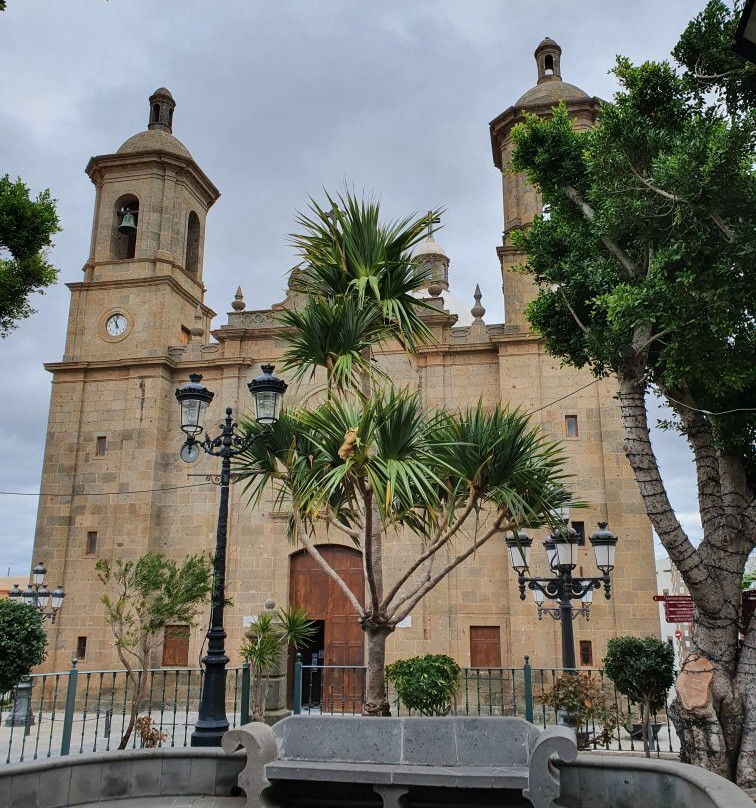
[
  {"xmin": 581, "ymin": 587, "xmax": 593, "ymax": 604},
  {"xmin": 593, "ymin": 541, "xmax": 616, "ymax": 572},
  {"xmin": 544, "ymin": 539, "xmax": 558, "ymax": 569},
  {"xmin": 506, "ymin": 532, "xmax": 531, "ymax": 573},
  {"xmin": 532, "ymin": 587, "xmax": 545, "ymax": 604},
  {"xmin": 32, "ymin": 562, "xmax": 46, "ymax": 586},
  {"xmin": 8, "ymin": 584, "xmax": 21, "ymax": 600},
  {"xmin": 37, "ymin": 586, "xmax": 50, "ymax": 608},
  {"xmin": 51, "ymin": 587, "xmax": 65, "ymax": 610},
  {"xmin": 554, "ymin": 538, "xmax": 577, "ymax": 569},
  {"xmin": 175, "ymin": 374, "xmax": 214, "ymax": 437},
  {"xmin": 22, "ymin": 587, "xmax": 35, "ymax": 607},
  {"xmin": 248, "ymin": 365, "xmax": 287, "ymax": 426}
]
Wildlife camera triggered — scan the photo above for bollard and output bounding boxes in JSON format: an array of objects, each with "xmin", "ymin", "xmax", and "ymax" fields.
[
  {"xmin": 293, "ymin": 653, "xmax": 302, "ymax": 715},
  {"xmin": 241, "ymin": 662, "xmax": 250, "ymax": 725},
  {"xmin": 523, "ymin": 656, "xmax": 534, "ymax": 724},
  {"xmin": 60, "ymin": 657, "xmax": 78, "ymax": 756}
]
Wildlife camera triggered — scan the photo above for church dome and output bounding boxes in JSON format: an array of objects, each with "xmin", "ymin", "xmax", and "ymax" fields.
[
  {"xmin": 117, "ymin": 129, "xmax": 193, "ymax": 159},
  {"xmin": 515, "ymin": 37, "xmax": 589, "ymax": 108},
  {"xmin": 116, "ymin": 87, "xmax": 192, "ymax": 159},
  {"xmin": 414, "ymin": 236, "xmax": 448, "ymax": 259}
]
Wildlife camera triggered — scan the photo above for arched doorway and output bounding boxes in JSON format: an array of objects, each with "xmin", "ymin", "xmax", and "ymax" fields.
[{"xmin": 289, "ymin": 546, "xmax": 364, "ymax": 711}]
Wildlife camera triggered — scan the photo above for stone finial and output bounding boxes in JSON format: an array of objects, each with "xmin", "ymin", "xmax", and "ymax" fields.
[
  {"xmin": 232, "ymin": 286, "xmax": 246, "ymax": 311},
  {"xmin": 191, "ymin": 304, "xmax": 205, "ymax": 337},
  {"xmin": 471, "ymin": 284, "xmax": 486, "ymax": 322},
  {"xmin": 428, "ymin": 281, "xmax": 443, "ymax": 298}
]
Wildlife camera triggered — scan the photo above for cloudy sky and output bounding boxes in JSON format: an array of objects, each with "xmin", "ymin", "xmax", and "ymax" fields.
[{"xmin": 0, "ymin": 0, "xmax": 703, "ymax": 577}]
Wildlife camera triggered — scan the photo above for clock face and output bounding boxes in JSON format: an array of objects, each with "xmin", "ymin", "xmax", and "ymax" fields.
[{"xmin": 105, "ymin": 313, "xmax": 127, "ymax": 337}]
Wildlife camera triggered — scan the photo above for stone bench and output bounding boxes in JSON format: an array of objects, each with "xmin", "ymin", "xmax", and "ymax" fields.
[{"xmin": 222, "ymin": 715, "xmax": 577, "ymax": 808}]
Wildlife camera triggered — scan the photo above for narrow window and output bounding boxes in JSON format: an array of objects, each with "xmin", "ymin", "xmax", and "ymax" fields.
[
  {"xmin": 544, "ymin": 54, "xmax": 554, "ymax": 75},
  {"xmin": 111, "ymin": 195, "xmax": 139, "ymax": 260},
  {"xmin": 470, "ymin": 626, "xmax": 502, "ymax": 668},
  {"xmin": 179, "ymin": 326, "xmax": 191, "ymax": 345},
  {"xmin": 579, "ymin": 640, "xmax": 593, "ymax": 667},
  {"xmin": 96, "ymin": 436, "xmax": 107, "ymax": 457},
  {"xmin": 185, "ymin": 211, "xmax": 201, "ymax": 277},
  {"xmin": 152, "ymin": 103, "xmax": 160, "ymax": 124},
  {"xmin": 565, "ymin": 415, "xmax": 579, "ymax": 437},
  {"xmin": 76, "ymin": 636, "xmax": 87, "ymax": 660},
  {"xmin": 86, "ymin": 531, "xmax": 97, "ymax": 555},
  {"xmin": 162, "ymin": 625, "xmax": 190, "ymax": 667},
  {"xmin": 572, "ymin": 520, "xmax": 585, "ymax": 547}
]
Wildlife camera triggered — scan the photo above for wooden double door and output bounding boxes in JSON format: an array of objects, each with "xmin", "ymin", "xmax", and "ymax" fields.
[{"xmin": 289, "ymin": 546, "xmax": 365, "ymax": 712}]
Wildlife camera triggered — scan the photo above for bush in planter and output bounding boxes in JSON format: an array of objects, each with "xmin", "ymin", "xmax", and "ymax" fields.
[
  {"xmin": 603, "ymin": 636, "xmax": 675, "ymax": 757},
  {"xmin": 385, "ymin": 654, "xmax": 460, "ymax": 716},
  {"xmin": 0, "ymin": 599, "xmax": 47, "ymax": 694},
  {"xmin": 539, "ymin": 672, "xmax": 624, "ymax": 749}
]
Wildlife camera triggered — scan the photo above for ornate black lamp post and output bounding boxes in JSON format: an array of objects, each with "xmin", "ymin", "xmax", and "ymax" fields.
[
  {"xmin": 506, "ymin": 521, "xmax": 618, "ymax": 670},
  {"xmin": 734, "ymin": 0, "xmax": 756, "ymax": 65},
  {"xmin": 175, "ymin": 364, "xmax": 286, "ymax": 747},
  {"xmin": 8, "ymin": 562, "xmax": 65, "ymax": 622}
]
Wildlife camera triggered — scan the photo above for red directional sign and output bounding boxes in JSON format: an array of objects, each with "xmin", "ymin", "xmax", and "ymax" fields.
[{"xmin": 653, "ymin": 593, "xmax": 695, "ymax": 623}]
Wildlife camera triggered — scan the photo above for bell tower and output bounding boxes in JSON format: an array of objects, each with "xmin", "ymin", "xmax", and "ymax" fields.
[
  {"xmin": 62, "ymin": 88, "xmax": 220, "ymax": 362},
  {"xmin": 489, "ymin": 40, "xmax": 600, "ymax": 331}
]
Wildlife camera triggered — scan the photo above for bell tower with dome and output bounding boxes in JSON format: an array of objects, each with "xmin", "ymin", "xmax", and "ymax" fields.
[{"xmin": 489, "ymin": 39, "xmax": 600, "ymax": 330}]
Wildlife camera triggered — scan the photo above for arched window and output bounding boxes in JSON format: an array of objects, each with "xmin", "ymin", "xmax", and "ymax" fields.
[
  {"xmin": 111, "ymin": 194, "xmax": 139, "ymax": 260},
  {"xmin": 185, "ymin": 211, "xmax": 201, "ymax": 277},
  {"xmin": 152, "ymin": 104, "xmax": 161, "ymax": 126},
  {"xmin": 544, "ymin": 54, "xmax": 554, "ymax": 75}
]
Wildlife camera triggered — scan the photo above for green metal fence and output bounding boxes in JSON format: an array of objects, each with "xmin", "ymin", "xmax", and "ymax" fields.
[{"xmin": 0, "ymin": 661, "xmax": 250, "ymax": 764}]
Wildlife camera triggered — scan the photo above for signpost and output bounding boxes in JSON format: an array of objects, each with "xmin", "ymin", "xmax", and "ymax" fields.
[{"xmin": 653, "ymin": 594, "xmax": 694, "ymax": 623}]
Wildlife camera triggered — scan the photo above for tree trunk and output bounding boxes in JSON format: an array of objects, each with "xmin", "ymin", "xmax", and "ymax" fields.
[
  {"xmin": 118, "ymin": 668, "xmax": 148, "ymax": 750},
  {"xmin": 641, "ymin": 699, "xmax": 651, "ymax": 758},
  {"xmin": 362, "ymin": 622, "xmax": 393, "ymax": 716},
  {"xmin": 616, "ymin": 370, "xmax": 754, "ymax": 785}
]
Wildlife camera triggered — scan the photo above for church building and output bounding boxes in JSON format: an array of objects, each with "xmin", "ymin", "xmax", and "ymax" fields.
[{"xmin": 31, "ymin": 39, "xmax": 660, "ymax": 678}]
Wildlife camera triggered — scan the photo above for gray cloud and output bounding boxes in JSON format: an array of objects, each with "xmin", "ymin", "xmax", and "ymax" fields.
[{"xmin": 0, "ymin": 0, "xmax": 699, "ymax": 575}]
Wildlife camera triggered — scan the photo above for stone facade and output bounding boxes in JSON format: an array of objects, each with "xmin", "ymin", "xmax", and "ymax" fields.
[{"xmin": 30, "ymin": 43, "xmax": 660, "ymax": 676}]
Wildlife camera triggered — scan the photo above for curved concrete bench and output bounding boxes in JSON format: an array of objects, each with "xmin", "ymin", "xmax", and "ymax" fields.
[
  {"xmin": 223, "ymin": 715, "xmax": 577, "ymax": 808},
  {"xmin": 0, "ymin": 747, "xmax": 244, "ymax": 808},
  {"xmin": 559, "ymin": 753, "xmax": 754, "ymax": 808}
]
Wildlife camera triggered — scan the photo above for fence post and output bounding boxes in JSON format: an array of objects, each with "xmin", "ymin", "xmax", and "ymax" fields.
[
  {"xmin": 292, "ymin": 653, "xmax": 302, "ymax": 715},
  {"xmin": 240, "ymin": 662, "xmax": 250, "ymax": 725},
  {"xmin": 523, "ymin": 656, "xmax": 534, "ymax": 723},
  {"xmin": 60, "ymin": 657, "xmax": 78, "ymax": 756}
]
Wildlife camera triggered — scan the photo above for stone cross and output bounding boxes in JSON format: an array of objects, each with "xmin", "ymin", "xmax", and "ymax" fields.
[{"xmin": 426, "ymin": 211, "xmax": 441, "ymax": 239}]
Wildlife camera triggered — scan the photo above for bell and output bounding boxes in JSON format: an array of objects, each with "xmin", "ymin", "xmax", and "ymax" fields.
[{"xmin": 117, "ymin": 210, "xmax": 137, "ymax": 236}]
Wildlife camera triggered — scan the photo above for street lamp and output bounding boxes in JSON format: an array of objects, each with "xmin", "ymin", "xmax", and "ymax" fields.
[
  {"xmin": 8, "ymin": 562, "xmax": 65, "ymax": 622},
  {"xmin": 175, "ymin": 364, "xmax": 287, "ymax": 747},
  {"xmin": 506, "ymin": 521, "xmax": 618, "ymax": 670}
]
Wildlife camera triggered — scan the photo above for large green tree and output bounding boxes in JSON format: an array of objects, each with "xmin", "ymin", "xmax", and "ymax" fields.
[
  {"xmin": 0, "ymin": 175, "xmax": 60, "ymax": 337},
  {"xmin": 0, "ymin": 599, "xmax": 47, "ymax": 693},
  {"xmin": 509, "ymin": 1, "xmax": 755, "ymax": 786},
  {"xmin": 236, "ymin": 192, "xmax": 575, "ymax": 715}
]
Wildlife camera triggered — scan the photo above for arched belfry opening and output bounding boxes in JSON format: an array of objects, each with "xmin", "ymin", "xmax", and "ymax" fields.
[
  {"xmin": 111, "ymin": 194, "xmax": 139, "ymax": 260},
  {"xmin": 185, "ymin": 211, "xmax": 201, "ymax": 277},
  {"xmin": 535, "ymin": 37, "xmax": 562, "ymax": 84}
]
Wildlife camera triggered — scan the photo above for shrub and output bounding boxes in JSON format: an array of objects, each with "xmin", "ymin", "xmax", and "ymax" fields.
[
  {"xmin": 385, "ymin": 654, "xmax": 460, "ymax": 716},
  {"xmin": 0, "ymin": 599, "xmax": 47, "ymax": 693}
]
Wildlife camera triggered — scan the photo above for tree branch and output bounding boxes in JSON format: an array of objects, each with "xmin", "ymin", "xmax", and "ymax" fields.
[
  {"xmin": 557, "ymin": 285, "xmax": 589, "ymax": 334},
  {"xmin": 381, "ymin": 488, "xmax": 477, "ymax": 611},
  {"xmin": 563, "ymin": 184, "xmax": 641, "ymax": 278},
  {"xmin": 326, "ymin": 509, "xmax": 362, "ymax": 540},
  {"xmin": 390, "ymin": 513, "xmax": 508, "ymax": 621}
]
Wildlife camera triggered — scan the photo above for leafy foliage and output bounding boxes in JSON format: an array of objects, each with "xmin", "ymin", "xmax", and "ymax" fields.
[
  {"xmin": 604, "ymin": 636, "xmax": 676, "ymax": 714},
  {"xmin": 0, "ymin": 599, "xmax": 47, "ymax": 693},
  {"xmin": 240, "ymin": 606, "xmax": 315, "ymax": 721},
  {"xmin": 0, "ymin": 175, "xmax": 60, "ymax": 336},
  {"xmin": 604, "ymin": 636, "xmax": 675, "ymax": 757},
  {"xmin": 539, "ymin": 673, "xmax": 625, "ymax": 750},
  {"xmin": 96, "ymin": 553, "xmax": 213, "ymax": 747},
  {"xmin": 385, "ymin": 654, "xmax": 460, "ymax": 716}
]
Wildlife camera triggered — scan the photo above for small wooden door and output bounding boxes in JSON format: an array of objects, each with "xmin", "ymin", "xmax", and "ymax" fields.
[
  {"xmin": 162, "ymin": 625, "xmax": 190, "ymax": 667},
  {"xmin": 470, "ymin": 626, "xmax": 502, "ymax": 668},
  {"xmin": 289, "ymin": 546, "xmax": 364, "ymax": 711}
]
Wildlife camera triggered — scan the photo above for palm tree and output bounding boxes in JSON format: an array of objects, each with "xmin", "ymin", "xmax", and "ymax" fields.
[
  {"xmin": 235, "ymin": 190, "xmax": 577, "ymax": 714},
  {"xmin": 236, "ymin": 393, "xmax": 573, "ymax": 714}
]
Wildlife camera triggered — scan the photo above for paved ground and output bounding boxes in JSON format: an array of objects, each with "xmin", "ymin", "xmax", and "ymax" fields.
[{"xmin": 78, "ymin": 800, "xmax": 246, "ymax": 807}]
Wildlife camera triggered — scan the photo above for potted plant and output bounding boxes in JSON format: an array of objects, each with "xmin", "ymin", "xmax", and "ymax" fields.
[
  {"xmin": 603, "ymin": 636, "xmax": 675, "ymax": 757},
  {"xmin": 539, "ymin": 672, "xmax": 623, "ymax": 749},
  {"xmin": 385, "ymin": 654, "xmax": 461, "ymax": 716}
]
